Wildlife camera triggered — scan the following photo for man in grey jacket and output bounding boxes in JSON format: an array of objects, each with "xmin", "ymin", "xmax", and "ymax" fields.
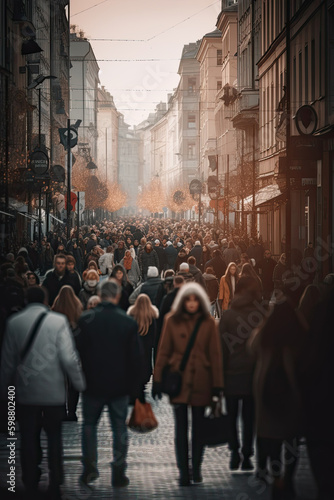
[{"xmin": 0, "ymin": 286, "xmax": 85, "ymax": 499}]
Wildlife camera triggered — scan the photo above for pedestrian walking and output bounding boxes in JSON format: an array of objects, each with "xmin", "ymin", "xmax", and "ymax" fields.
[
  {"xmin": 249, "ymin": 299, "xmax": 305, "ymax": 499},
  {"xmin": 43, "ymin": 254, "xmax": 81, "ymax": 306},
  {"xmin": 127, "ymin": 294, "xmax": 159, "ymax": 402},
  {"xmin": 258, "ymin": 250, "xmax": 277, "ymax": 301},
  {"xmin": 110, "ymin": 264, "xmax": 134, "ymax": 311},
  {"xmin": 76, "ymin": 280, "xmax": 143, "ymax": 488},
  {"xmin": 220, "ymin": 277, "xmax": 261, "ymax": 472},
  {"xmin": 52, "ymin": 285, "xmax": 83, "ymax": 422},
  {"xmin": 153, "ymin": 282, "xmax": 223, "ymax": 486},
  {"xmin": 120, "ymin": 249, "xmax": 141, "ymax": 288},
  {"xmin": 79, "ymin": 269, "xmax": 100, "ymax": 310},
  {"xmin": 0, "ymin": 286, "xmax": 85, "ymax": 498},
  {"xmin": 218, "ymin": 262, "xmax": 239, "ymax": 312}
]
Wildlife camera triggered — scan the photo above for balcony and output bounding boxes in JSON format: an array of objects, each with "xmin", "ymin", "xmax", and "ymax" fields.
[{"xmin": 231, "ymin": 89, "xmax": 259, "ymax": 130}]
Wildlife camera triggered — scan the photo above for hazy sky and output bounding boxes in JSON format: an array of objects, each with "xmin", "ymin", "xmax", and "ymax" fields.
[{"xmin": 71, "ymin": 0, "xmax": 221, "ymax": 126}]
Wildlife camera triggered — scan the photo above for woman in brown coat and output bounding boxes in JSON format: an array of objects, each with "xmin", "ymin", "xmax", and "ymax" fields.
[
  {"xmin": 218, "ymin": 262, "xmax": 238, "ymax": 312},
  {"xmin": 153, "ymin": 282, "xmax": 223, "ymax": 486}
]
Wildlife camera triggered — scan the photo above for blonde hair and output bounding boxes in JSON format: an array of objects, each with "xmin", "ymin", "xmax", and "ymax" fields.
[
  {"xmin": 127, "ymin": 294, "xmax": 159, "ymax": 336},
  {"xmin": 52, "ymin": 285, "xmax": 83, "ymax": 327}
]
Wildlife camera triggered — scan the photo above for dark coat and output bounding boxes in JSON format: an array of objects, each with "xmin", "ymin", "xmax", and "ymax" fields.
[
  {"xmin": 165, "ymin": 245, "xmax": 178, "ymax": 269},
  {"xmin": 114, "ymin": 247, "xmax": 126, "ymax": 265},
  {"xmin": 203, "ymin": 273, "xmax": 219, "ymax": 303},
  {"xmin": 77, "ymin": 302, "xmax": 143, "ymax": 398},
  {"xmin": 154, "ymin": 245, "xmax": 168, "ymax": 273},
  {"xmin": 156, "ymin": 287, "xmax": 179, "ymax": 361},
  {"xmin": 43, "ymin": 269, "xmax": 81, "ymax": 306},
  {"xmin": 174, "ymin": 248, "xmax": 188, "ymax": 272},
  {"xmin": 204, "ymin": 255, "xmax": 227, "ymax": 280},
  {"xmin": 188, "ymin": 264, "xmax": 206, "ymax": 288},
  {"xmin": 190, "ymin": 245, "xmax": 203, "ymax": 268},
  {"xmin": 139, "ymin": 247, "xmax": 159, "ymax": 279},
  {"xmin": 219, "ymin": 293, "xmax": 259, "ymax": 396},
  {"xmin": 258, "ymin": 257, "xmax": 277, "ymax": 296},
  {"xmin": 141, "ymin": 277, "xmax": 166, "ymax": 308},
  {"xmin": 139, "ymin": 319, "xmax": 157, "ymax": 384}
]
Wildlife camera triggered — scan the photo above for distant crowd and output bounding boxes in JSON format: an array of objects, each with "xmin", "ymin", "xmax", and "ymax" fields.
[{"xmin": 0, "ymin": 217, "xmax": 333, "ymax": 500}]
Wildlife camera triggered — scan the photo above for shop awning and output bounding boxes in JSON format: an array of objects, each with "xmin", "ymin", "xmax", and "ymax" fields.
[{"xmin": 244, "ymin": 184, "xmax": 283, "ymax": 207}]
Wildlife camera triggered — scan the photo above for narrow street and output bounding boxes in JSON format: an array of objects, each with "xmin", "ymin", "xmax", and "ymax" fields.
[{"xmin": 0, "ymin": 391, "xmax": 317, "ymax": 499}]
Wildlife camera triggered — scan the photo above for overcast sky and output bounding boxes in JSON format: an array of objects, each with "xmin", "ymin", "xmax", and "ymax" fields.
[{"xmin": 71, "ymin": 0, "xmax": 221, "ymax": 126}]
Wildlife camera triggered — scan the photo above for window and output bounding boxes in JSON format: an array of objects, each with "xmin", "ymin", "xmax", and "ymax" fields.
[
  {"xmin": 187, "ymin": 143, "xmax": 196, "ymax": 159},
  {"xmin": 217, "ymin": 81, "xmax": 222, "ymax": 91},
  {"xmin": 188, "ymin": 77, "xmax": 196, "ymax": 94},
  {"xmin": 188, "ymin": 114, "xmax": 196, "ymax": 129},
  {"xmin": 217, "ymin": 50, "xmax": 223, "ymax": 66}
]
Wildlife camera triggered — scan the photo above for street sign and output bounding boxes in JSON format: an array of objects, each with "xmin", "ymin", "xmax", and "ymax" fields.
[
  {"xmin": 28, "ymin": 149, "xmax": 49, "ymax": 175},
  {"xmin": 189, "ymin": 179, "xmax": 202, "ymax": 195},
  {"xmin": 64, "ymin": 192, "xmax": 78, "ymax": 211},
  {"xmin": 58, "ymin": 127, "xmax": 79, "ymax": 150}
]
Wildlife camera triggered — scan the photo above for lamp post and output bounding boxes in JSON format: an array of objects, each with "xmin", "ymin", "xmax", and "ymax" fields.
[{"xmin": 28, "ymin": 75, "xmax": 57, "ymax": 244}]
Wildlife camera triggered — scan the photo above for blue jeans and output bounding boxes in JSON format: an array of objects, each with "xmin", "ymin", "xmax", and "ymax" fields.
[{"xmin": 82, "ymin": 394, "xmax": 129, "ymax": 473}]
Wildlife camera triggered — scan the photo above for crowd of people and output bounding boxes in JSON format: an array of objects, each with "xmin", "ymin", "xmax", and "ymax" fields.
[{"xmin": 0, "ymin": 217, "xmax": 332, "ymax": 500}]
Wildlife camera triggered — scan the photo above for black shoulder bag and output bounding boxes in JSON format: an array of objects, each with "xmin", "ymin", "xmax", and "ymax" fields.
[
  {"xmin": 20, "ymin": 312, "xmax": 48, "ymax": 363},
  {"xmin": 161, "ymin": 317, "xmax": 203, "ymax": 398}
]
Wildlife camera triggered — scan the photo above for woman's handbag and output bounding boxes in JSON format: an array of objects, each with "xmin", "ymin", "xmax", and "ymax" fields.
[
  {"xmin": 127, "ymin": 399, "xmax": 158, "ymax": 433},
  {"xmin": 199, "ymin": 401, "xmax": 231, "ymax": 447},
  {"xmin": 161, "ymin": 318, "xmax": 203, "ymax": 398}
]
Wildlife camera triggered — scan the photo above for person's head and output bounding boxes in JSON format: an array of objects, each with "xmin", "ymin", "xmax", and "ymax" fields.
[
  {"xmin": 46, "ymin": 242, "xmax": 51, "ymax": 250},
  {"xmin": 99, "ymin": 279, "xmax": 121, "ymax": 304},
  {"xmin": 87, "ymin": 295, "xmax": 101, "ymax": 309},
  {"xmin": 187, "ymin": 256, "xmax": 196, "ymax": 267},
  {"xmin": 66, "ymin": 255, "xmax": 76, "ymax": 273},
  {"xmin": 205, "ymin": 266, "xmax": 215, "ymax": 275},
  {"xmin": 26, "ymin": 285, "xmax": 48, "ymax": 305},
  {"xmin": 279, "ymin": 253, "xmax": 287, "ymax": 265},
  {"xmin": 228, "ymin": 241, "xmax": 235, "ymax": 249},
  {"xmin": 147, "ymin": 266, "xmax": 159, "ymax": 278},
  {"xmin": 240, "ymin": 252, "xmax": 249, "ymax": 264},
  {"xmin": 111, "ymin": 264, "xmax": 126, "ymax": 286},
  {"xmin": 107, "ymin": 245, "xmax": 113, "ymax": 254},
  {"xmin": 225, "ymin": 262, "xmax": 237, "ymax": 277},
  {"xmin": 52, "ymin": 285, "xmax": 83, "ymax": 325},
  {"xmin": 163, "ymin": 269, "xmax": 175, "ymax": 279},
  {"xmin": 179, "ymin": 262, "xmax": 189, "ymax": 274},
  {"xmin": 57, "ymin": 244, "xmax": 65, "ymax": 254},
  {"xmin": 87, "ymin": 260, "xmax": 98, "ymax": 272},
  {"xmin": 85, "ymin": 270, "xmax": 99, "ymax": 289},
  {"xmin": 124, "ymin": 249, "xmax": 132, "ymax": 258},
  {"xmin": 240, "ymin": 262, "xmax": 257, "ymax": 278},
  {"xmin": 264, "ymin": 249, "xmax": 271, "ymax": 259},
  {"xmin": 127, "ymin": 294, "xmax": 158, "ymax": 336},
  {"xmin": 173, "ymin": 275, "xmax": 185, "ymax": 289},
  {"xmin": 172, "ymin": 282, "xmax": 210, "ymax": 319},
  {"xmin": 145, "ymin": 242, "xmax": 153, "ymax": 253},
  {"xmin": 54, "ymin": 254, "xmax": 67, "ymax": 276},
  {"xmin": 118, "ymin": 240, "xmax": 125, "ymax": 248},
  {"xmin": 14, "ymin": 256, "xmax": 27, "ymax": 274},
  {"xmin": 6, "ymin": 253, "xmax": 14, "ymax": 263},
  {"xmin": 26, "ymin": 271, "xmax": 40, "ymax": 286},
  {"xmin": 134, "ymin": 239, "xmax": 139, "ymax": 247}
]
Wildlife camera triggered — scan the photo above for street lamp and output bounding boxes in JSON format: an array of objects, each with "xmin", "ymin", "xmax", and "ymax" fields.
[{"xmin": 27, "ymin": 75, "xmax": 57, "ymax": 243}]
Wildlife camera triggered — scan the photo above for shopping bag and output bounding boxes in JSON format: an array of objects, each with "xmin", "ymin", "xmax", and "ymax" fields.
[
  {"xmin": 199, "ymin": 409, "xmax": 231, "ymax": 447},
  {"xmin": 127, "ymin": 399, "xmax": 158, "ymax": 433}
]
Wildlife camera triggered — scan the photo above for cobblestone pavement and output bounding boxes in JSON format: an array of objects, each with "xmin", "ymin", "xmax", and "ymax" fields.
[{"xmin": 0, "ymin": 392, "xmax": 317, "ymax": 500}]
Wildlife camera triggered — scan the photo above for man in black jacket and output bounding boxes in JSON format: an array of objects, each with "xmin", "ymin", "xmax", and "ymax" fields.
[
  {"xmin": 42, "ymin": 254, "xmax": 81, "ymax": 306},
  {"xmin": 76, "ymin": 280, "xmax": 143, "ymax": 488}
]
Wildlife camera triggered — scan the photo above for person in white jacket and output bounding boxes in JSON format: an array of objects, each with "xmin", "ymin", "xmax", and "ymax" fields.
[
  {"xmin": 0, "ymin": 286, "xmax": 85, "ymax": 498},
  {"xmin": 98, "ymin": 245, "xmax": 114, "ymax": 275}
]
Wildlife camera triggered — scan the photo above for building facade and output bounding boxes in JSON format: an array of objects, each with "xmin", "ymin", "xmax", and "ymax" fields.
[{"xmin": 97, "ymin": 86, "xmax": 119, "ymax": 184}]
